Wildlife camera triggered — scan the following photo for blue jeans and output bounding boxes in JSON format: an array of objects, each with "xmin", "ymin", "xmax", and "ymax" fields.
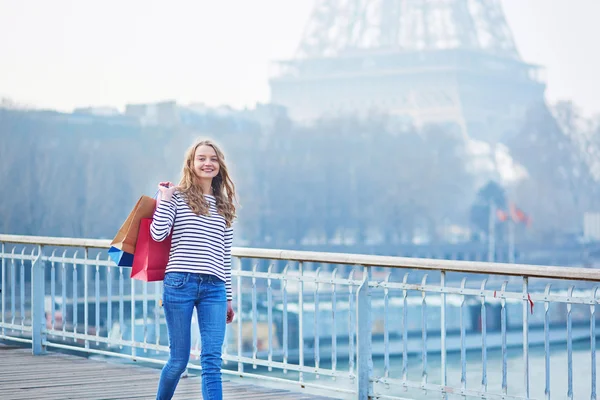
[{"xmin": 156, "ymin": 272, "xmax": 227, "ymax": 400}]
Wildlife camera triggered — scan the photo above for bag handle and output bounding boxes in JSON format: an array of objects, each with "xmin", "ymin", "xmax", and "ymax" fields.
[{"xmin": 154, "ymin": 183, "xmax": 170, "ymax": 207}]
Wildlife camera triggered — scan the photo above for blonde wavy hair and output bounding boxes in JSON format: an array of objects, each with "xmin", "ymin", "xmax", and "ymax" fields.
[{"xmin": 178, "ymin": 139, "xmax": 237, "ymax": 227}]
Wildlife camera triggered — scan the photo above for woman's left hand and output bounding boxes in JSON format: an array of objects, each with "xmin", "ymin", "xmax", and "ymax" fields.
[{"xmin": 226, "ymin": 300, "xmax": 235, "ymax": 324}]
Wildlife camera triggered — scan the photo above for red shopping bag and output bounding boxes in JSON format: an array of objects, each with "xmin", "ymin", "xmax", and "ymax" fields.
[{"xmin": 130, "ymin": 218, "xmax": 172, "ymax": 282}]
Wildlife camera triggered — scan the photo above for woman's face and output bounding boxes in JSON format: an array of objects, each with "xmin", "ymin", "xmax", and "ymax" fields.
[{"xmin": 193, "ymin": 145, "xmax": 220, "ymax": 180}]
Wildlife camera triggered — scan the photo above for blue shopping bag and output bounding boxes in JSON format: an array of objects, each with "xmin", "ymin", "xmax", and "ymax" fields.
[{"xmin": 108, "ymin": 246, "xmax": 135, "ymax": 267}]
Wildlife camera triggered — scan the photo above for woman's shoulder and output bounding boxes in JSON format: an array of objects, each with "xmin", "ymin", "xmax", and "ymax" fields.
[{"xmin": 168, "ymin": 189, "xmax": 184, "ymax": 205}]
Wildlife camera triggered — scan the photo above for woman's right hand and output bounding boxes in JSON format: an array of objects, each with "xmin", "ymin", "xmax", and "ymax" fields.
[{"xmin": 158, "ymin": 181, "xmax": 177, "ymax": 202}]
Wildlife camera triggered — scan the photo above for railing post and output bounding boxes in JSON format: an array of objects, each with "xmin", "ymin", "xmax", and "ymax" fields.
[
  {"xmin": 357, "ymin": 266, "xmax": 373, "ymax": 399},
  {"xmin": 31, "ymin": 245, "xmax": 46, "ymax": 355}
]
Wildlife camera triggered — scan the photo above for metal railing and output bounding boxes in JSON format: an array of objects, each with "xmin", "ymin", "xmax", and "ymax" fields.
[{"xmin": 1, "ymin": 234, "xmax": 599, "ymax": 399}]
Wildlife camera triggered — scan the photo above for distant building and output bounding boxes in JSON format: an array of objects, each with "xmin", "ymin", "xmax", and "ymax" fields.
[
  {"xmin": 73, "ymin": 106, "xmax": 120, "ymax": 117},
  {"xmin": 0, "ymin": 97, "xmax": 32, "ymax": 110},
  {"xmin": 238, "ymin": 103, "xmax": 288, "ymax": 132},
  {"xmin": 124, "ymin": 100, "xmax": 180, "ymax": 126}
]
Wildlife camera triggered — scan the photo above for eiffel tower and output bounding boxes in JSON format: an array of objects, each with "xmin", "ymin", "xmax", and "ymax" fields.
[{"xmin": 269, "ymin": 0, "xmax": 546, "ymax": 142}]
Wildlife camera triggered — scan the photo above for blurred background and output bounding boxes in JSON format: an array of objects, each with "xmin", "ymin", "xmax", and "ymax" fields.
[{"xmin": 1, "ymin": 0, "xmax": 599, "ymax": 267}]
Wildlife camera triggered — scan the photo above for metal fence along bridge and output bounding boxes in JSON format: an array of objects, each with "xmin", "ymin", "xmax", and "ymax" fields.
[{"xmin": 1, "ymin": 234, "xmax": 599, "ymax": 399}]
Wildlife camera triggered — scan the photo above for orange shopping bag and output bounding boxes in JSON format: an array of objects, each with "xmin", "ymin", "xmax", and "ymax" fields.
[{"xmin": 108, "ymin": 195, "xmax": 157, "ymax": 266}]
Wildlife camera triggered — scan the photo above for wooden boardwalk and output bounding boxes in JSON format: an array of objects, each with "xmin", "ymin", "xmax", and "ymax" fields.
[{"xmin": 0, "ymin": 344, "xmax": 336, "ymax": 400}]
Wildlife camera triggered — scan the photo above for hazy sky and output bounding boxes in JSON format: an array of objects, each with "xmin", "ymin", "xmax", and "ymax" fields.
[{"xmin": 1, "ymin": 0, "xmax": 599, "ymax": 116}]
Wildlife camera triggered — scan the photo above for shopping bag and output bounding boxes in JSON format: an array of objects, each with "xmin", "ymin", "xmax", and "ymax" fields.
[
  {"xmin": 107, "ymin": 246, "xmax": 135, "ymax": 267},
  {"xmin": 130, "ymin": 218, "xmax": 172, "ymax": 282},
  {"xmin": 108, "ymin": 195, "xmax": 157, "ymax": 266}
]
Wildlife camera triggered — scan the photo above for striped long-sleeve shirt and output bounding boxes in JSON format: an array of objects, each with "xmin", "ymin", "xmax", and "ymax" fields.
[{"xmin": 150, "ymin": 191, "xmax": 233, "ymax": 300}]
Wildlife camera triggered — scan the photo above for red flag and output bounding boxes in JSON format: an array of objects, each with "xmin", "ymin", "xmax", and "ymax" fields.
[
  {"xmin": 509, "ymin": 203, "xmax": 532, "ymax": 226},
  {"xmin": 496, "ymin": 209, "xmax": 509, "ymax": 222}
]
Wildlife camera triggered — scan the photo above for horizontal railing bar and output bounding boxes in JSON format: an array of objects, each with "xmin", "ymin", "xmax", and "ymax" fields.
[
  {"xmin": 0, "ymin": 253, "xmax": 37, "ymax": 261},
  {"xmin": 0, "ymin": 335, "xmax": 33, "ymax": 345},
  {"xmin": 3, "ymin": 250, "xmax": 599, "ymax": 305},
  {"xmin": 370, "ymin": 394, "xmax": 426, "ymax": 400},
  {"xmin": 45, "ymin": 330, "xmax": 165, "ymax": 351},
  {"xmin": 234, "ymin": 247, "xmax": 600, "ymax": 282},
  {"xmin": 236, "ymin": 270, "xmax": 362, "ymax": 285},
  {"xmin": 0, "ymin": 253, "xmax": 112, "ymax": 266},
  {"xmin": 373, "ymin": 283, "xmax": 600, "ymax": 305},
  {"xmin": 39, "ymin": 295, "xmax": 160, "ymax": 305},
  {"xmin": 374, "ymin": 377, "xmax": 530, "ymax": 400},
  {"xmin": 44, "ymin": 341, "xmax": 357, "ymax": 395},
  {"xmin": 1, "ymin": 254, "xmax": 114, "ymax": 266},
  {"xmin": 0, "ymin": 324, "xmax": 33, "ymax": 332},
  {"xmin": 2, "ymin": 234, "xmax": 599, "ymax": 281},
  {"xmin": 3, "ymin": 255, "xmax": 595, "ymax": 306},
  {"xmin": 223, "ymin": 354, "xmax": 347, "ymax": 378},
  {"xmin": 43, "ymin": 256, "xmax": 112, "ymax": 266},
  {"xmin": 3, "ymin": 255, "xmax": 597, "ymax": 306},
  {"xmin": 44, "ymin": 330, "xmax": 349, "ymax": 379},
  {"xmin": 220, "ymin": 370, "xmax": 357, "ymax": 396},
  {"xmin": 43, "ymin": 340, "xmax": 177, "ymax": 364},
  {"xmin": 0, "ymin": 235, "xmax": 110, "ymax": 248},
  {"xmin": 222, "ymin": 370, "xmax": 357, "ymax": 396}
]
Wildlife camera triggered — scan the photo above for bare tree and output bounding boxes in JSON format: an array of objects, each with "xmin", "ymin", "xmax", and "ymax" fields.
[{"xmin": 508, "ymin": 102, "xmax": 599, "ymax": 238}]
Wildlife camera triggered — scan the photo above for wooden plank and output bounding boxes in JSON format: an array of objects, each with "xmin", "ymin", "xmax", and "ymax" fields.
[
  {"xmin": 0, "ymin": 347, "xmax": 337, "ymax": 399},
  {"xmin": 0, "ymin": 374, "xmax": 160, "ymax": 390}
]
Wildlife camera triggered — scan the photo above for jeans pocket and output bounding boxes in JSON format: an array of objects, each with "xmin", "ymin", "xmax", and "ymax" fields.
[
  {"xmin": 209, "ymin": 276, "xmax": 225, "ymax": 287},
  {"xmin": 164, "ymin": 272, "xmax": 188, "ymax": 289}
]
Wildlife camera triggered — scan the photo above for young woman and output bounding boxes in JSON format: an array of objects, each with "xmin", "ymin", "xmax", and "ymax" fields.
[{"xmin": 151, "ymin": 139, "xmax": 236, "ymax": 400}]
